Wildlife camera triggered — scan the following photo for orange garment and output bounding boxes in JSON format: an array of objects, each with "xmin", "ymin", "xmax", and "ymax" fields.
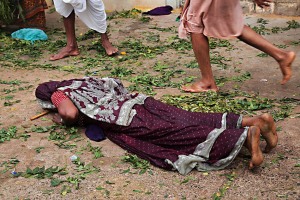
[
  {"xmin": 15, "ymin": 0, "xmax": 48, "ymax": 29},
  {"xmin": 179, "ymin": 0, "xmax": 244, "ymax": 39}
]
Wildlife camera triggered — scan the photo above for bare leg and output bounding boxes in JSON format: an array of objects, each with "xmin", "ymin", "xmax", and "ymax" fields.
[
  {"xmin": 242, "ymin": 113, "xmax": 278, "ymax": 153},
  {"xmin": 181, "ymin": 33, "xmax": 218, "ymax": 92},
  {"xmin": 245, "ymin": 126, "xmax": 264, "ymax": 169},
  {"xmin": 238, "ymin": 25, "xmax": 296, "ymax": 85},
  {"xmin": 50, "ymin": 11, "xmax": 80, "ymax": 61},
  {"xmin": 100, "ymin": 33, "xmax": 118, "ymax": 56}
]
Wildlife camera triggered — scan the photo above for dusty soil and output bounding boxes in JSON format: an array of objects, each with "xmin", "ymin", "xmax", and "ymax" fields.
[{"xmin": 0, "ymin": 7, "xmax": 299, "ymax": 200}]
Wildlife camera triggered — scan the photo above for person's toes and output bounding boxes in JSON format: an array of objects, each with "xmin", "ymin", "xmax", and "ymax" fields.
[
  {"xmin": 249, "ymin": 161, "xmax": 254, "ymax": 169},
  {"xmin": 49, "ymin": 51, "xmax": 79, "ymax": 61},
  {"xmin": 50, "ymin": 54, "xmax": 63, "ymax": 61},
  {"xmin": 106, "ymin": 48, "xmax": 119, "ymax": 56},
  {"xmin": 50, "ymin": 55, "xmax": 60, "ymax": 61},
  {"xmin": 181, "ymin": 85, "xmax": 206, "ymax": 93},
  {"xmin": 182, "ymin": 84, "xmax": 205, "ymax": 93},
  {"xmin": 181, "ymin": 84, "xmax": 218, "ymax": 93}
]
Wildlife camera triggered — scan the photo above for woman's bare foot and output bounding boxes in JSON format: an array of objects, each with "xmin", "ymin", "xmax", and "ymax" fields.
[
  {"xmin": 243, "ymin": 113, "xmax": 278, "ymax": 153},
  {"xmin": 50, "ymin": 46, "xmax": 80, "ymax": 61},
  {"xmin": 278, "ymin": 51, "xmax": 296, "ymax": 85},
  {"xmin": 101, "ymin": 39, "xmax": 118, "ymax": 56},
  {"xmin": 248, "ymin": 114, "xmax": 278, "ymax": 153},
  {"xmin": 181, "ymin": 81, "xmax": 219, "ymax": 93},
  {"xmin": 246, "ymin": 126, "xmax": 264, "ymax": 169},
  {"xmin": 255, "ymin": 114, "xmax": 278, "ymax": 153}
]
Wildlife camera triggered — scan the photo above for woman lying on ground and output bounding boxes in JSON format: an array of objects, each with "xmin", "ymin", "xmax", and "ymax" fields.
[{"xmin": 35, "ymin": 77, "xmax": 278, "ymax": 175}]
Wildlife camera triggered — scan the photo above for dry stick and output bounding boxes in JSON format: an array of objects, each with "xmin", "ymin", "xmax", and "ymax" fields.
[{"xmin": 30, "ymin": 110, "xmax": 51, "ymax": 121}]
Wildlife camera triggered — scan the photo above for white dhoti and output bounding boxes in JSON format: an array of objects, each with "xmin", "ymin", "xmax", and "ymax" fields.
[{"xmin": 53, "ymin": 0, "xmax": 107, "ymax": 33}]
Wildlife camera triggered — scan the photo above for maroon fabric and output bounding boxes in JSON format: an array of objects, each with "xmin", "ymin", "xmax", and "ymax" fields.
[
  {"xmin": 35, "ymin": 79, "xmax": 78, "ymax": 101},
  {"xmin": 97, "ymin": 97, "xmax": 244, "ymax": 170},
  {"xmin": 142, "ymin": 6, "xmax": 173, "ymax": 16}
]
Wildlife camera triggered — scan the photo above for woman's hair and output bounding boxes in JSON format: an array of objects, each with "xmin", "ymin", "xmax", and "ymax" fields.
[{"xmin": 35, "ymin": 81, "xmax": 61, "ymax": 101}]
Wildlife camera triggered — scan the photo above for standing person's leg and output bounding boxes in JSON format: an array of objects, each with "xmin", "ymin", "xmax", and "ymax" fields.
[
  {"xmin": 50, "ymin": 11, "xmax": 80, "ymax": 61},
  {"xmin": 238, "ymin": 25, "xmax": 296, "ymax": 84},
  {"xmin": 182, "ymin": 33, "xmax": 218, "ymax": 92},
  {"xmin": 75, "ymin": 0, "xmax": 118, "ymax": 56}
]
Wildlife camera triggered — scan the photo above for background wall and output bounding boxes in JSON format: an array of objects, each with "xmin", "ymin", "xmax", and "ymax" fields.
[{"xmin": 241, "ymin": 0, "xmax": 300, "ymax": 16}]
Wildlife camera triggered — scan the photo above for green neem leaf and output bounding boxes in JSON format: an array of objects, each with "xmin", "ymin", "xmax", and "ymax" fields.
[
  {"xmin": 0, "ymin": 126, "xmax": 17, "ymax": 143},
  {"xmin": 51, "ymin": 178, "xmax": 64, "ymax": 187}
]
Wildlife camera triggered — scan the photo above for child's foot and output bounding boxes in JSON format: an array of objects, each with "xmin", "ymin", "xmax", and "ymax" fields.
[{"xmin": 279, "ymin": 51, "xmax": 295, "ymax": 85}]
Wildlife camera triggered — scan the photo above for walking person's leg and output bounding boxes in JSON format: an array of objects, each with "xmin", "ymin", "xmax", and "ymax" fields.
[{"xmin": 238, "ymin": 25, "xmax": 296, "ymax": 85}]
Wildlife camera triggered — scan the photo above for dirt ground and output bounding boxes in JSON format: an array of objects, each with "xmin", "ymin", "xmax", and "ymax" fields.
[{"xmin": 0, "ymin": 7, "xmax": 299, "ymax": 200}]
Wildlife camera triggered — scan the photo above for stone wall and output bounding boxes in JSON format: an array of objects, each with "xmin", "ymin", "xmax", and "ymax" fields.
[{"xmin": 241, "ymin": 0, "xmax": 300, "ymax": 16}]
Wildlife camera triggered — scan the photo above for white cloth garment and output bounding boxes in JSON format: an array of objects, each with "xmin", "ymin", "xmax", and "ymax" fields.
[{"xmin": 53, "ymin": 0, "xmax": 107, "ymax": 33}]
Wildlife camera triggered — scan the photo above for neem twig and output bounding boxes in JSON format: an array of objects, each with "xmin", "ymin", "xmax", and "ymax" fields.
[{"xmin": 30, "ymin": 110, "xmax": 50, "ymax": 121}]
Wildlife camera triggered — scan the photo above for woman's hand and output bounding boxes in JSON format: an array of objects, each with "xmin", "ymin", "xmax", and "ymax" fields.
[
  {"xmin": 52, "ymin": 113, "xmax": 64, "ymax": 125},
  {"xmin": 254, "ymin": 0, "xmax": 272, "ymax": 8}
]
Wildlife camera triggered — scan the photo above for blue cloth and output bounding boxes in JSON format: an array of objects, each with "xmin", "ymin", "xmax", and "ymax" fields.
[
  {"xmin": 11, "ymin": 28, "xmax": 48, "ymax": 42},
  {"xmin": 85, "ymin": 124, "xmax": 106, "ymax": 142}
]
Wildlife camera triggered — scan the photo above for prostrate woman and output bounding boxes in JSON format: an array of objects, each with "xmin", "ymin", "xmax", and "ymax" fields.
[{"xmin": 35, "ymin": 77, "xmax": 278, "ymax": 175}]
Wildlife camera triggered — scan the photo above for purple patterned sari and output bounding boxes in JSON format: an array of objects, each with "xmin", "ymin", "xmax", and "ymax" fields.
[{"xmin": 57, "ymin": 77, "xmax": 147, "ymax": 126}]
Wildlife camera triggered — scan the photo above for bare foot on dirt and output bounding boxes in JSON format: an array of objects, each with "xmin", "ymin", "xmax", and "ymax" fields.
[
  {"xmin": 101, "ymin": 39, "xmax": 118, "ymax": 56},
  {"xmin": 278, "ymin": 51, "xmax": 296, "ymax": 85},
  {"xmin": 246, "ymin": 126, "xmax": 264, "ymax": 169},
  {"xmin": 253, "ymin": 113, "xmax": 278, "ymax": 153},
  {"xmin": 181, "ymin": 81, "xmax": 219, "ymax": 93},
  {"xmin": 50, "ymin": 46, "xmax": 80, "ymax": 61}
]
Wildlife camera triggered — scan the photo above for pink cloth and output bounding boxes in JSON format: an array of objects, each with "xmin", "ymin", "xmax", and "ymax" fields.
[{"xmin": 179, "ymin": 0, "xmax": 244, "ymax": 39}]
